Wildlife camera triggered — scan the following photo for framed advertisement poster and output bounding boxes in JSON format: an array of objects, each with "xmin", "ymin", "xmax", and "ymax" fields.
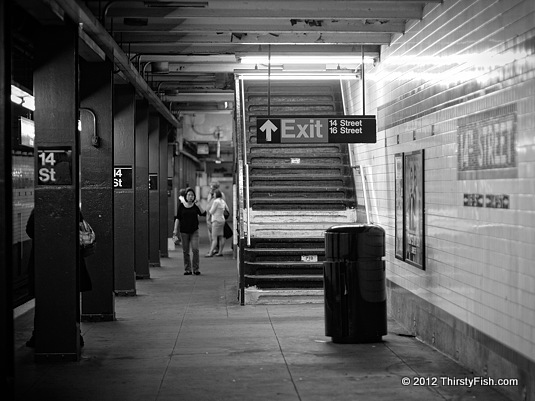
[
  {"xmin": 394, "ymin": 153, "xmax": 404, "ymax": 260},
  {"xmin": 404, "ymin": 150, "xmax": 425, "ymax": 269}
]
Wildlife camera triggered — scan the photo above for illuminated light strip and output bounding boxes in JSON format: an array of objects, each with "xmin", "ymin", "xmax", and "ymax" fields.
[
  {"xmin": 11, "ymin": 94, "xmax": 23, "ymax": 105},
  {"xmin": 11, "ymin": 85, "xmax": 35, "ymax": 111},
  {"xmin": 239, "ymin": 55, "xmax": 374, "ymax": 65},
  {"xmin": 236, "ymin": 71, "xmax": 359, "ymax": 81}
]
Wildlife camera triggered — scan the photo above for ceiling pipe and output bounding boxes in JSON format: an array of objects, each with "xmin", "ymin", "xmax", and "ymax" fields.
[{"xmin": 53, "ymin": 0, "xmax": 179, "ymax": 127}]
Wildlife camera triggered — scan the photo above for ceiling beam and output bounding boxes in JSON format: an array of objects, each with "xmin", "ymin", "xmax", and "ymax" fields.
[
  {"xmin": 137, "ymin": 53, "xmax": 378, "ymax": 63},
  {"xmin": 106, "ymin": 4, "xmax": 424, "ymax": 20},
  {"xmin": 120, "ymin": 43, "xmax": 382, "ymax": 55},
  {"xmin": 108, "ymin": 19, "xmax": 407, "ymax": 34},
  {"xmin": 113, "ymin": 32, "xmax": 392, "ymax": 45}
]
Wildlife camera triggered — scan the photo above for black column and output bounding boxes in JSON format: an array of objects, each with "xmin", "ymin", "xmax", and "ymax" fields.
[
  {"xmin": 135, "ymin": 100, "xmax": 150, "ymax": 278},
  {"xmin": 113, "ymin": 84, "xmax": 136, "ymax": 295},
  {"xmin": 34, "ymin": 21, "xmax": 81, "ymax": 361},
  {"xmin": 159, "ymin": 119, "xmax": 169, "ymax": 258},
  {"xmin": 80, "ymin": 60, "xmax": 115, "ymax": 320},
  {"xmin": 1, "ymin": 0, "xmax": 14, "ymax": 394},
  {"xmin": 148, "ymin": 113, "xmax": 160, "ymax": 267}
]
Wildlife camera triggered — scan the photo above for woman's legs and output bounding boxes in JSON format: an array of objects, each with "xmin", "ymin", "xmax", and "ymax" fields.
[
  {"xmin": 181, "ymin": 232, "xmax": 192, "ymax": 273},
  {"xmin": 190, "ymin": 230, "xmax": 200, "ymax": 273},
  {"xmin": 207, "ymin": 235, "xmax": 218, "ymax": 256},
  {"xmin": 216, "ymin": 236, "xmax": 226, "ymax": 256},
  {"xmin": 206, "ymin": 215, "xmax": 213, "ymax": 245}
]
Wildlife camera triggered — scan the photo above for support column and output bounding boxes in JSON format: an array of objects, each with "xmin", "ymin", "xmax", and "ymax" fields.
[
  {"xmin": 159, "ymin": 119, "xmax": 169, "ymax": 258},
  {"xmin": 135, "ymin": 100, "xmax": 150, "ymax": 278},
  {"xmin": 148, "ymin": 113, "xmax": 160, "ymax": 267},
  {"xmin": 80, "ymin": 60, "xmax": 115, "ymax": 321},
  {"xmin": 1, "ymin": 0, "xmax": 14, "ymax": 394},
  {"xmin": 167, "ymin": 144, "xmax": 175, "ymax": 240},
  {"xmin": 113, "ymin": 84, "xmax": 136, "ymax": 295},
  {"xmin": 34, "ymin": 21, "xmax": 81, "ymax": 361}
]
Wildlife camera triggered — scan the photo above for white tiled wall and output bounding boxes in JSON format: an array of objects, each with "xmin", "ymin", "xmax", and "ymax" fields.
[{"xmin": 344, "ymin": 0, "xmax": 535, "ymax": 361}]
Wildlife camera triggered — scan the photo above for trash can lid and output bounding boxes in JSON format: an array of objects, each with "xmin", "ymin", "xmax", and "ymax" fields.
[{"xmin": 325, "ymin": 224, "xmax": 384, "ymax": 234}]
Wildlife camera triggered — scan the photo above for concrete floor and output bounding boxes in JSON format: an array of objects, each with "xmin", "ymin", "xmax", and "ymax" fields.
[{"xmin": 13, "ymin": 226, "xmax": 513, "ymax": 401}]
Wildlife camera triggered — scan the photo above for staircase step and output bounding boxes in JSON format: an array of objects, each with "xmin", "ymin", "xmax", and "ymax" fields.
[
  {"xmin": 249, "ymin": 237, "xmax": 324, "ymax": 248},
  {"xmin": 249, "ymin": 164, "xmax": 350, "ymax": 176},
  {"xmin": 250, "ymin": 198, "xmax": 354, "ymax": 211},
  {"xmin": 249, "ymin": 186, "xmax": 353, "ymax": 200},
  {"xmin": 244, "ymin": 288, "xmax": 324, "ymax": 305},
  {"xmin": 249, "ymin": 222, "xmax": 348, "ymax": 239},
  {"xmin": 244, "ymin": 274, "xmax": 323, "ymax": 289},
  {"xmin": 249, "ymin": 154, "xmax": 347, "ymax": 165},
  {"xmin": 250, "ymin": 175, "xmax": 352, "ymax": 187},
  {"xmin": 249, "ymin": 210, "xmax": 357, "ymax": 224},
  {"xmin": 244, "ymin": 261, "xmax": 323, "ymax": 275},
  {"xmin": 245, "ymin": 247, "xmax": 325, "ymax": 261},
  {"xmin": 250, "ymin": 227, "xmax": 330, "ymax": 238},
  {"xmin": 250, "ymin": 143, "xmax": 344, "ymax": 154}
]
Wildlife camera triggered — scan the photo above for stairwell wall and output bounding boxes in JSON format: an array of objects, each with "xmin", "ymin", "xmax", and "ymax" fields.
[{"xmin": 342, "ymin": 1, "xmax": 535, "ymax": 400}]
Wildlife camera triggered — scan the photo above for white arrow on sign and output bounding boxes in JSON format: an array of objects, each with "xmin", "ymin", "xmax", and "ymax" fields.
[{"xmin": 260, "ymin": 120, "xmax": 277, "ymax": 142}]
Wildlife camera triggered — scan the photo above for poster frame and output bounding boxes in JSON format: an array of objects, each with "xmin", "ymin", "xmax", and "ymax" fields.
[
  {"xmin": 394, "ymin": 153, "xmax": 405, "ymax": 260},
  {"xmin": 403, "ymin": 149, "xmax": 425, "ymax": 270}
]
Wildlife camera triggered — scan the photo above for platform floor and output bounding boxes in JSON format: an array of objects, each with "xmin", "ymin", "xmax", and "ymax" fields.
[{"xmin": 13, "ymin": 227, "xmax": 512, "ymax": 401}]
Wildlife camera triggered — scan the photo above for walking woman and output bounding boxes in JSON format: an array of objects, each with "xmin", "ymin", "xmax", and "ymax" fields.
[
  {"xmin": 206, "ymin": 189, "xmax": 228, "ymax": 257},
  {"xmin": 174, "ymin": 187, "xmax": 206, "ymax": 275}
]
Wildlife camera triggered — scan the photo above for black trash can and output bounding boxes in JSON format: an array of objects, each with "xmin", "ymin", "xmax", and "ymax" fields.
[{"xmin": 323, "ymin": 224, "xmax": 387, "ymax": 343}]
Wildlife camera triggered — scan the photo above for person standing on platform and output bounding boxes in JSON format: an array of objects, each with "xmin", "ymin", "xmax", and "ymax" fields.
[
  {"xmin": 206, "ymin": 181, "xmax": 225, "ymax": 253},
  {"xmin": 175, "ymin": 187, "xmax": 206, "ymax": 275},
  {"xmin": 206, "ymin": 189, "xmax": 228, "ymax": 257}
]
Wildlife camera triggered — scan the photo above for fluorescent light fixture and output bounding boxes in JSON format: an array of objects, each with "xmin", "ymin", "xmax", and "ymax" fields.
[
  {"xmin": 11, "ymin": 85, "xmax": 29, "ymax": 98},
  {"xmin": 283, "ymin": 64, "xmax": 326, "ymax": 71},
  {"xmin": 11, "ymin": 85, "xmax": 35, "ymax": 110},
  {"xmin": 22, "ymin": 97, "xmax": 35, "ymax": 111},
  {"xmin": 235, "ymin": 69, "xmax": 359, "ymax": 81},
  {"xmin": 239, "ymin": 55, "xmax": 373, "ymax": 66},
  {"xmin": 11, "ymin": 94, "xmax": 23, "ymax": 105}
]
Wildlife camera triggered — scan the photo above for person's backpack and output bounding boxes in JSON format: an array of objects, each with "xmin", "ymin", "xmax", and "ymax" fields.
[{"xmin": 79, "ymin": 219, "xmax": 96, "ymax": 257}]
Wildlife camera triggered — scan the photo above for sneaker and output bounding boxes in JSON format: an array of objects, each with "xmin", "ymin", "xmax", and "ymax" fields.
[
  {"xmin": 194, "ymin": 271, "xmax": 200, "ymax": 275},
  {"xmin": 184, "ymin": 271, "xmax": 192, "ymax": 275}
]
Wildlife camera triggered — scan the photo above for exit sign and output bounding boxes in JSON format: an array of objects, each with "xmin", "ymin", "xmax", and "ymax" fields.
[{"xmin": 257, "ymin": 115, "xmax": 376, "ymax": 144}]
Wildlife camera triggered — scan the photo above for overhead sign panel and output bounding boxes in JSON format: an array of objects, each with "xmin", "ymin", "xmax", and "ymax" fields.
[{"xmin": 256, "ymin": 115, "xmax": 376, "ymax": 144}]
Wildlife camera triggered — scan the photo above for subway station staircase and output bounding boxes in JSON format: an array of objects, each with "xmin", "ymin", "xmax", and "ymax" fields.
[
  {"xmin": 242, "ymin": 142, "xmax": 358, "ymax": 304},
  {"xmin": 237, "ymin": 80, "xmax": 359, "ymax": 304}
]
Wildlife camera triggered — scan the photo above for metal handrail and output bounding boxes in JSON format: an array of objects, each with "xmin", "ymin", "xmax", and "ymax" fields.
[
  {"xmin": 360, "ymin": 165, "xmax": 371, "ymax": 224},
  {"xmin": 245, "ymin": 163, "xmax": 251, "ymax": 246}
]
